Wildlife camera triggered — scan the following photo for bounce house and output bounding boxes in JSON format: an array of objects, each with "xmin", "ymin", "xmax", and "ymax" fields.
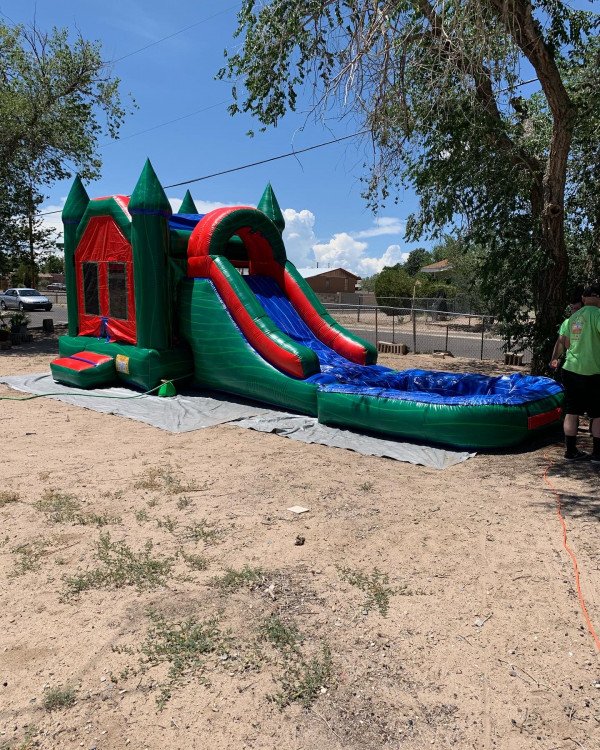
[{"xmin": 50, "ymin": 160, "xmax": 563, "ymax": 449}]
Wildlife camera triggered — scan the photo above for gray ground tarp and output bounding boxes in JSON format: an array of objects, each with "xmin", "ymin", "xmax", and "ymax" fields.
[{"xmin": 0, "ymin": 373, "xmax": 475, "ymax": 469}]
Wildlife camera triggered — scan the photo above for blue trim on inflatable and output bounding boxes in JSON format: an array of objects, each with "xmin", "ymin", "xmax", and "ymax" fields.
[
  {"xmin": 245, "ymin": 275, "xmax": 563, "ymax": 407},
  {"xmin": 169, "ymin": 213, "xmax": 205, "ymax": 232}
]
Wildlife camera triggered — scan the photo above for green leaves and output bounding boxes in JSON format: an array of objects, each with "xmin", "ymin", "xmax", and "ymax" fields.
[{"xmin": 0, "ymin": 20, "xmax": 128, "ymax": 273}]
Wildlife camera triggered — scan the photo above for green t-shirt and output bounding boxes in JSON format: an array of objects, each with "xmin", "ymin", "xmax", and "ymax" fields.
[
  {"xmin": 563, "ymin": 305, "xmax": 600, "ymax": 376},
  {"xmin": 559, "ymin": 317, "xmax": 570, "ymax": 336}
]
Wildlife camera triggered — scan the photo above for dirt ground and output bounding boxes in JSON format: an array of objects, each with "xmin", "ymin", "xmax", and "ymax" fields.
[{"xmin": 1, "ymin": 333, "xmax": 599, "ymax": 750}]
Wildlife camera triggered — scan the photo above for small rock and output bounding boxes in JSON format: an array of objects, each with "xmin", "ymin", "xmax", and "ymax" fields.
[{"xmin": 295, "ymin": 535, "xmax": 305, "ymax": 546}]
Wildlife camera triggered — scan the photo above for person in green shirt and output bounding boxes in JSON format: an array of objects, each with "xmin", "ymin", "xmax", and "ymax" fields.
[
  {"xmin": 549, "ymin": 287, "xmax": 583, "ymax": 370},
  {"xmin": 560, "ymin": 283, "xmax": 600, "ymax": 462}
]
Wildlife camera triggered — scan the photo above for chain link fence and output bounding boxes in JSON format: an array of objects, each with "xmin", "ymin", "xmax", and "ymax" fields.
[
  {"xmin": 16, "ymin": 295, "xmax": 529, "ymax": 365},
  {"xmin": 323, "ymin": 303, "xmax": 530, "ymax": 364}
]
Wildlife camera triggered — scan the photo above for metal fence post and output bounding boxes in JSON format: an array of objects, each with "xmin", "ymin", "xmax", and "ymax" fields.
[
  {"xmin": 392, "ymin": 313, "xmax": 395, "ymax": 344},
  {"xmin": 375, "ymin": 306, "xmax": 378, "ymax": 345},
  {"xmin": 445, "ymin": 325, "xmax": 449, "ymax": 353},
  {"xmin": 412, "ymin": 311, "xmax": 417, "ymax": 354},
  {"xmin": 480, "ymin": 317, "xmax": 485, "ymax": 360},
  {"xmin": 357, "ymin": 304, "xmax": 360, "ymax": 323}
]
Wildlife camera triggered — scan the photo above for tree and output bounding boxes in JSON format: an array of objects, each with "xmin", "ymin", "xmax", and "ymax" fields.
[
  {"xmin": 41, "ymin": 254, "xmax": 65, "ymax": 274},
  {"xmin": 0, "ymin": 21, "xmax": 127, "ymax": 282},
  {"xmin": 402, "ymin": 247, "xmax": 431, "ymax": 276},
  {"xmin": 219, "ymin": 1, "xmax": 599, "ymax": 372},
  {"xmin": 374, "ymin": 264, "xmax": 414, "ymax": 311}
]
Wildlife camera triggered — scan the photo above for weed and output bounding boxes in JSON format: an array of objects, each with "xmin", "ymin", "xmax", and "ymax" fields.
[
  {"xmin": 2, "ymin": 725, "xmax": 40, "ymax": 750},
  {"xmin": 180, "ymin": 551, "xmax": 208, "ymax": 571},
  {"xmin": 177, "ymin": 496, "xmax": 193, "ymax": 510},
  {"xmin": 0, "ymin": 490, "xmax": 19, "ymax": 507},
  {"xmin": 185, "ymin": 519, "xmax": 221, "ymax": 545},
  {"xmin": 358, "ymin": 480, "xmax": 374, "ymax": 492},
  {"xmin": 63, "ymin": 533, "xmax": 173, "ymax": 597},
  {"xmin": 134, "ymin": 467, "xmax": 198, "ymax": 496},
  {"xmin": 43, "ymin": 686, "xmax": 76, "ymax": 711},
  {"xmin": 212, "ymin": 565, "xmax": 264, "ymax": 591},
  {"xmin": 157, "ymin": 516, "xmax": 177, "ymax": 533},
  {"xmin": 34, "ymin": 490, "xmax": 120, "ymax": 527},
  {"xmin": 141, "ymin": 610, "xmax": 224, "ymax": 708},
  {"xmin": 135, "ymin": 509, "xmax": 149, "ymax": 524},
  {"xmin": 78, "ymin": 512, "xmax": 122, "ymax": 527},
  {"xmin": 111, "ymin": 644, "xmax": 135, "ymax": 655},
  {"xmin": 34, "ymin": 490, "xmax": 80, "ymax": 523},
  {"xmin": 273, "ymin": 644, "xmax": 332, "ymax": 708},
  {"xmin": 339, "ymin": 567, "xmax": 402, "ymax": 617},
  {"xmin": 11, "ymin": 540, "xmax": 50, "ymax": 576},
  {"xmin": 259, "ymin": 615, "xmax": 299, "ymax": 651}
]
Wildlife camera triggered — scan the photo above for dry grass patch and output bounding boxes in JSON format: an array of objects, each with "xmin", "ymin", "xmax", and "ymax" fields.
[
  {"xmin": 134, "ymin": 466, "xmax": 198, "ymax": 495},
  {"xmin": 11, "ymin": 539, "xmax": 52, "ymax": 576},
  {"xmin": 0, "ymin": 490, "xmax": 19, "ymax": 507},
  {"xmin": 34, "ymin": 489, "xmax": 121, "ymax": 527},
  {"xmin": 42, "ymin": 686, "xmax": 77, "ymax": 711},
  {"xmin": 63, "ymin": 532, "xmax": 174, "ymax": 598},
  {"xmin": 339, "ymin": 567, "xmax": 405, "ymax": 617},
  {"xmin": 140, "ymin": 611, "xmax": 226, "ymax": 709}
]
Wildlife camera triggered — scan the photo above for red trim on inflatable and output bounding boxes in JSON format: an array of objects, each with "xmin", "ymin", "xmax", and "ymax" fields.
[
  {"xmin": 51, "ymin": 357, "xmax": 93, "ymax": 372},
  {"xmin": 71, "ymin": 352, "xmax": 113, "ymax": 366},
  {"xmin": 188, "ymin": 207, "xmax": 253, "ymax": 257},
  {"xmin": 75, "ymin": 216, "xmax": 137, "ymax": 344},
  {"xmin": 187, "ymin": 207, "xmax": 368, "ymax": 365},
  {"xmin": 280, "ymin": 268, "xmax": 368, "ymax": 364},
  {"xmin": 235, "ymin": 226, "xmax": 280, "ymax": 276},
  {"xmin": 186, "ymin": 255, "xmax": 306, "ymax": 379},
  {"xmin": 528, "ymin": 406, "xmax": 562, "ymax": 431}
]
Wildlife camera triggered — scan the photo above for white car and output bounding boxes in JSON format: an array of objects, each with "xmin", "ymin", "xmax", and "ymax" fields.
[{"xmin": 0, "ymin": 288, "xmax": 53, "ymax": 311}]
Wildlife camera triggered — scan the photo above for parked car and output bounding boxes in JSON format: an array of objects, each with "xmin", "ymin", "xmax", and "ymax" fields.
[
  {"xmin": 46, "ymin": 283, "xmax": 66, "ymax": 291},
  {"xmin": 0, "ymin": 288, "xmax": 52, "ymax": 311}
]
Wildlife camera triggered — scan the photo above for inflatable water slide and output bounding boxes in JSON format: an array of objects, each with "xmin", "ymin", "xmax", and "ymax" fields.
[{"xmin": 50, "ymin": 160, "xmax": 563, "ymax": 449}]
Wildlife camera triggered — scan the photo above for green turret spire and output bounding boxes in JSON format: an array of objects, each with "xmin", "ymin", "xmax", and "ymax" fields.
[
  {"xmin": 129, "ymin": 158, "xmax": 172, "ymax": 216},
  {"xmin": 129, "ymin": 159, "xmax": 171, "ymax": 350},
  {"xmin": 62, "ymin": 175, "xmax": 90, "ymax": 336},
  {"xmin": 62, "ymin": 175, "xmax": 89, "ymax": 225},
  {"xmin": 178, "ymin": 189, "xmax": 198, "ymax": 215},
  {"xmin": 257, "ymin": 183, "xmax": 285, "ymax": 234}
]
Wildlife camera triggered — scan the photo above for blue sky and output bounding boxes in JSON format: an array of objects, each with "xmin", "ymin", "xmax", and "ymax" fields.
[
  {"xmin": 3, "ymin": 1, "xmax": 596, "ymax": 275},
  {"xmin": 1, "ymin": 0, "xmax": 430, "ymax": 276}
]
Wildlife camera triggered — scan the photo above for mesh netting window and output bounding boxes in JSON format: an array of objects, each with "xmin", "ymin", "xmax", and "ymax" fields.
[
  {"xmin": 82, "ymin": 262, "xmax": 100, "ymax": 316},
  {"xmin": 108, "ymin": 262, "xmax": 128, "ymax": 320}
]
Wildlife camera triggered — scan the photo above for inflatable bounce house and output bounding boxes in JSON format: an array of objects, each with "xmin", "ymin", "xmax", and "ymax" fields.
[{"xmin": 50, "ymin": 160, "xmax": 563, "ymax": 449}]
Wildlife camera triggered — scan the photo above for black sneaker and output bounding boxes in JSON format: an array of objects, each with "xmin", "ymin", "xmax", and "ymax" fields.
[
  {"xmin": 591, "ymin": 454, "xmax": 600, "ymax": 465},
  {"xmin": 564, "ymin": 450, "xmax": 590, "ymax": 461}
]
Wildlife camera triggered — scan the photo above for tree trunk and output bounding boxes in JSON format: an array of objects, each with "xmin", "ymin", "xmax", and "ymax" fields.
[{"xmin": 27, "ymin": 187, "xmax": 36, "ymax": 288}]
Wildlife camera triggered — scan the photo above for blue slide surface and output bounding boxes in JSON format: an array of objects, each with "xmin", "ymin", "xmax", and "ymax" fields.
[{"xmin": 245, "ymin": 275, "xmax": 563, "ymax": 406}]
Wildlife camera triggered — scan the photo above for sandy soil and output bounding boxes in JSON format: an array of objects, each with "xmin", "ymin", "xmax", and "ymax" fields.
[{"xmin": 1, "ymin": 333, "xmax": 599, "ymax": 750}]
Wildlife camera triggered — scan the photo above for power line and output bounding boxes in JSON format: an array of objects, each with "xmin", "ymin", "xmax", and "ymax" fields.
[
  {"xmin": 37, "ymin": 130, "xmax": 369, "ymax": 217},
  {"xmin": 106, "ymin": 5, "xmax": 240, "ymax": 65},
  {"xmin": 100, "ymin": 100, "xmax": 232, "ymax": 146},
  {"xmin": 163, "ymin": 131, "xmax": 369, "ymax": 188}
]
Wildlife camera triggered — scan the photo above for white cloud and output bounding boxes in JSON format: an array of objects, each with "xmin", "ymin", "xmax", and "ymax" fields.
[
  {"xmin": 39, "ymin": 194, "xmax": 408, "ymax": 279},
  {"xmin": 39, "ymin": 200, "xmax": 66, "ymax": 245},
  {"xmin": 357, "ymin": 244, "xmax": 409, "ymax": 276},
  {"xmin": 168, "ymin": 197, "xmax": 238, "ymax": 215},
  {"xmin": 352, "ymin": 216, "xmax": 406, "ymax": 239},
  {"xmin": 312, "ymin": 234, "xmax": 408, "ymax": 277},
  {"xmin": 282, "ymin": 208, "xmax": 317, "ymax": 267}
]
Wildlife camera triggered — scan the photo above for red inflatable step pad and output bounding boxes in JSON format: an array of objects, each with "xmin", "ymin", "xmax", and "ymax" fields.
[
  {"xmin": 51, "ymin": 357, "xmax": 94, "ymax": 372},
  {"xmin": 71, "ymin": 351, "xmax": 114, "ymax": 366}
]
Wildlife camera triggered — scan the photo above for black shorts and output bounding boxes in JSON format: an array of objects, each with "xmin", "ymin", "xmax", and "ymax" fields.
[{"xmin": 561, "ymin": 369, "xmax": 600, "ymax": 418}]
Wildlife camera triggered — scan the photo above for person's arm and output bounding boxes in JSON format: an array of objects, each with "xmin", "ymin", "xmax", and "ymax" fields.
[{"xmin": 550, "ymin": 335, "xmax": 566, "ymax": 369}]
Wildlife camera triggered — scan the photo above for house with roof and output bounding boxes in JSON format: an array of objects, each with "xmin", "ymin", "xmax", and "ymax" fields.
[
  {"xmin": 295, "ymin": 267, "xmax": 361, "ymax": 294},
  {"xmin": 419, "ymin": 257, "xmax": 453, "ymax": 280}
]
